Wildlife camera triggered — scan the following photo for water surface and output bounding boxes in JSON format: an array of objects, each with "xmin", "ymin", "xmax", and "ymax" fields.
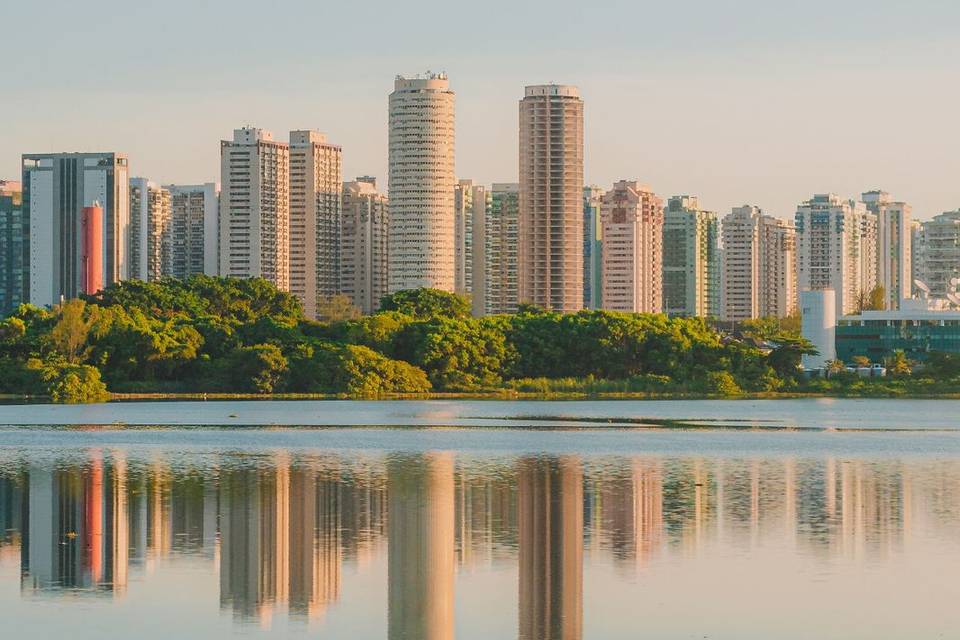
[{"xmin": 0, "ymin": 400, "xmax": 958, "ymax": 638}]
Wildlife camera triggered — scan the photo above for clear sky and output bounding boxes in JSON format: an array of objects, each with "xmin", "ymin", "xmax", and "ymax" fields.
[{"xmin": 4, "ymin": 0, "xmax": 960, "ymax": 219}]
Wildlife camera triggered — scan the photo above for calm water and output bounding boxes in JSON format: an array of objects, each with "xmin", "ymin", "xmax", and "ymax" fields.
[{"xmin": 1, "ymin": 400, "xmax": 959, "ymax": 638}]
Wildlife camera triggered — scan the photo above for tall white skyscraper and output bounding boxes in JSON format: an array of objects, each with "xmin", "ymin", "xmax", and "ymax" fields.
[
  {"xmin": 795, "ymin": 194, "xmax": 874, "ymax": 315},
  {"xmin": 22, "ymin": 152, "xmax": 130, "ymax": 306},
  {"xmin": 219, "ymin": 127, "xmax": 290, "ymax": 290},
  {"xmin": 720, "ymin": 205, "xmax": 796, "ymax": 321},
  {"xmin": 165, "ymin": 183, "xmax": 220, "ymax": 278},
  {"xmin": 599, "ymin": 181, "xmax": 663, "ymax": 314},
  {"xmin": 388, "ymin": 73, "xmax": 456, "ymax": 293},
  {"xmin": 862, "ymin": 190, "xmax": 912, "ymax": 309},
  {"xmin": 519, "ymin": 84, "xmax": 584, "ymax": 312},
  {"xmin": 341, "ymin": 177, "xmax": 389, "ymax": 315},
  {"xmin": 129, "ymin": 177, "xmax": 171, "ymax": 282},
  {"xmin": 289, "ymin": 130, "xmax": 342, "ymax": 319}
]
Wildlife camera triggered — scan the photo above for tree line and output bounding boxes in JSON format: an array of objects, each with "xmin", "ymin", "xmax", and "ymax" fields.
[{"xmin": 0, "ymin": 275, "xmax": 870, "ymax": 403}]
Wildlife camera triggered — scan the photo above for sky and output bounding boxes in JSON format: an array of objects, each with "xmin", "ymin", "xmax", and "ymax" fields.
[{"xmin": 3, "ymin": 0, "xmax": 960, "ymax": 219}]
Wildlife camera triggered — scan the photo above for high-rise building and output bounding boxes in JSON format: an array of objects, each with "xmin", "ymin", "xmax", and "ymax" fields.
[
  {"xmin": 720, "ymin": 205, "xmax": 797, "ymax": 321},
  {"xmin": 341, "ymin": 177, "xmax": 389, "ymax": 315},
  {"xmin": 129, "ymin": 178, "xmax": 171, "ymax": 282},
  {"xmin": 917, "ymin": 210, "xmax": 960, "ymax": 300},
  {"xmin": 22, "ymin": 152, "xmax": 130, "ymax": 307},
  {"xmin": 453, "ymin": 179, "xmax": 480, "ymax": 298},
  {"xmin": 289, "ymin": 130, "xmax": 342, "ymax": 319},
  {"xmin": 165, "ymin": 183, "xmax": 219, "ymax": 278},
  {"xmin": 862, "ymin": 190, "xmax": 912, "ymax": 308},
  {"xmin": 662, "ymin": 195, "xmax": 720, "ymax": 317},
  {"xmin": 219, "ymin": 128, "xmax": 290, "ymax": 290},
  {"xmin": 910, "ymin": 219, "xmax": 923, "ymax": 294},
  {"xmin": 795, "ymin": 194, "xmax": 875, "ymax": 315},
  {"xmin": 0, "ymin": 181, "xmax": 24, "ymax": 315},
  {"xmin": 483, "ymin": 183, "xmax": 520, "ymax": 315},
  {"xmin": 388, "ymin": 73, "xmax": 456, "ymax": 293},
  {"xmin": 519, "ymin": 84, "xmax": 584, "ymax": 312},
  {"xmin": 599, "ymin": 181, "xmax": 663, "ymax": 314},
  {"xmin": 583, "ymin": 185, "xmax": 604, "ymax": 310}
]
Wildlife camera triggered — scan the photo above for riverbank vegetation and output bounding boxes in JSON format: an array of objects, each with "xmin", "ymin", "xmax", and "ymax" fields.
[{"xmin": 0, "ymin": 277, "xmax": 954, "ymax": 403}]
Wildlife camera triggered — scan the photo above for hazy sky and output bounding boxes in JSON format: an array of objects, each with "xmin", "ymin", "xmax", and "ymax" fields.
[{"xmin": 4, "ymin": 0, "xmax": 960, "ymax": 219}]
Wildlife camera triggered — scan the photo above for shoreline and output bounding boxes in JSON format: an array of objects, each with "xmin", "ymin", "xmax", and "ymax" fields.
[{"xmin": 4, "ymin": 390, "xmax": 960, "ymax": 403}]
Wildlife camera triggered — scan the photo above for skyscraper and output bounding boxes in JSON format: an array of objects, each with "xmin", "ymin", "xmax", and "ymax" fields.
[
  {"xmin": 862, "ymin": 190, "xmax": 912, "ymax": 309},
  {"xmin": 662, "ymin": 195, "xmax": 720, "ymax": 317},
  {"xmin": 129, "ymin": 178, "xmax": 171, "ymax": 282},
  {"xmin": 483, "ymin": 183, "xmax": 521, "ymax": 315},
  {"xmin": 165, "ymin": 183, "xmax": 219, "ymax": 278},
  {"xmin": 219, "ymin": 128, "xmax": 290, "ymax": 290},
  {"xmin": 289, "ymin": 130, "xmax": 342, "ymax": 319},
  {"xmin": 22, "ymin": 152, "xmax": 130, "ymax": 307},
  {"xmin": 795, "ymin": 194, "xmax": 874, "ymax": 315},
  {"xmin": 388, "ymin": 73, "xmax": 456, "ymax": 293},
  {"xmin": 519, "ymin": 84, "xmax": 584, "ymax": 312},
  {"xmin": 583, "ymin": 185, "xmax": 604, "ymax": 310},
  {"xmin": 0, "ymin": 181, "xmax": 24, "ymax": 314},
  {"xmin": 340, "ymin": 177, "xmax": 389, "ymax": 315},
  {"xmin": 721, "ymin": 205, "xmax": 796, "ymax": 321},
  {"xmin": 600, "ymin": 181, "xmax": 663, "ymax": 314},
  {"xmin": 468, "ymin": 183, "xmax": 492, "ymax": 317}
]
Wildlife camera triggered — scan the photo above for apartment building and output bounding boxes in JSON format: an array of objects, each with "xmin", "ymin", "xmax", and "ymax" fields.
[
  {"xmin": 599, "ymin": 181, "xmax": 663, "ymax": 313},
  {"xmin": 662, "ymin": 195, "xmax": 719, "ymax": 317},
  {"xmin": 340, "ymin": 177, "xmax": 389, "ymax": 315}
]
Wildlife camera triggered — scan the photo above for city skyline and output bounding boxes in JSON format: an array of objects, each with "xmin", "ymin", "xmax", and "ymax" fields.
[{"xmin": 4, "ymin": 2, "xmax": 960, "ymax": 221}]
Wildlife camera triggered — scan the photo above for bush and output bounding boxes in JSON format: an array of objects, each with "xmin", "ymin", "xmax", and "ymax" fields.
[{"xmin": 34, "ymin": 361, "xmax": 109, "ymax": 403}]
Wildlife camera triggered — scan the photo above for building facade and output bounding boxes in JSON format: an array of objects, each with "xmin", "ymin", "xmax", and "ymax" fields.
[
  {"xmin": 483, "ymin": 183, "xmax": 521, "ymax": 315},
  {"xmin": 129, "ymin": 178, "xmax": 171, "ymax": 282},
  {"xmin": 662, "ymin": 195, "xmax": 719, "ymax": 317},
  {"xmin": 22, "ymin": 152, "xmax": 130, "ymax": 307},
  {"xmin": 165, "ymin": 183, "xmax": 219, "ymax": 279},
  {"xmin": 340, "ymin": 178, "xmax": 389, "ymax": 315},
  {"xmin": 599, "ymin": 181, "xmax": 663, "ymax": 314},
  {"xmin": 795, "ymin": 194, "xmax": 874, "ymax": 315},
  {"xmin": 583, "ymin": 185, "xmax": 603, "ymax": 310},
  {"xmin": 289, "ymin": 130, "xmax": 342, "ymax": 319},
  {"xmin": 720, "ymin": 205, "xmax": 796, "ymax": 321},
  {"xmin": 388, "ymin": 73, "xmax": 456, "ymax": 293},
  {"xmin": 219, "ymin": 128, "xmax": 290, "ymax": 290},
  {"xmin": 917, "ymin": 211, "xmax": 960, "ymax": 301},
  {"xmin": 454, "ymin": 179, "xmax": 487, "ymax": 299},
  {"xmin": 0, "ymin": 181, "xmax": 24, "ymax": 314},
  {"xmin": 519, "ymin": 84, "xmax": 584, "ymax": 312},
  {"xmin": 836, "ymin": 299, "xmax": 960, "ymax": 364},
  {"xmin": 863, "ymin": 190, "xmax": 912, "ymax": 309}
]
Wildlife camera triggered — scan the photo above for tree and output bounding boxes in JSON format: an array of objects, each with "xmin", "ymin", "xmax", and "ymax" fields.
[
  {"xmin": 825, "ymin": 359, "xmax": 847, "ymax": 376},
  {"xmin": 228, "ymin": 344, "xmax": 289, "ymax": 393},
  {"xmin": 379, "ymin": 288, "xmax": 471, "ymax": 320},
  {"xmin": 317, "ymin": 294, "xmax": 362, "ymax": 323},
  {"xmin": 851, "ymin": 355, "xmax": 871, "ymax": 368},
  {"xmin": 766, "ymin": 335, "xmax": 818, "ymax": 379},
  {"xmin": 886, "ymin": 350, "xmax": 912, "ymax": 376},
  {"xmin": 49, "ymin": 299, "xmax": 96, "ymax": 364},
  {"xmin": 857, "ymin": 285, "xmax": 886, "ymax": 312},
  {"xmin": 925, "ymin": 351, "xmax": 960, "ymax": 378}
]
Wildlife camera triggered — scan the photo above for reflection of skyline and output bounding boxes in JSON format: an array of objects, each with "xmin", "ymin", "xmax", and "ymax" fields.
[{"xmin": 0, "ymin": 451, "xmax": 957, "ymax": 631}]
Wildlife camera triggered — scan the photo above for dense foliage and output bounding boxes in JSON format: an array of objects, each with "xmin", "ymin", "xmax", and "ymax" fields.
[{"xmin": 4, "ymin": 276, "xmax": 923, "ymax": 404}]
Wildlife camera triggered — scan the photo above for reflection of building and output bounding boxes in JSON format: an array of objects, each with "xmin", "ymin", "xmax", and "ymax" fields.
[
  {"xmin": 455, "ymin": 470, "xmax": 517, "ymax": 568},
  {"xmin": 589, "ymin": 459, "xmax": 663, "ymax": 571},
  {"xmin": 518, "ymin": 456, "xmax": 582, "ymax": 640},
  {"xmin": 388, "ymin": 453, "xmax": 455, "ymax": 640},
  {"xmin": 21, "ymin": 454, "xmax": 128, "ymax": 595}
]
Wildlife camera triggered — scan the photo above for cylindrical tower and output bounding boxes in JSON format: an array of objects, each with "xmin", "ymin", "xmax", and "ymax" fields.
[
  {"xmin": 388, "ymin": 73, "xmax": 456, "ymax": 293},
  {"xmin": 81, "ymin": 203, "xmax": 103, "ymax": 295},
  {"xmin": 519, "ymin": 84, "xmax": 584, "ymax": 312}
]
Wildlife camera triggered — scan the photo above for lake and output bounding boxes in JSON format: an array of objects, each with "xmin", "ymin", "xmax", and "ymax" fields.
[{"xmin": 0, "ymin": 399, "xmax": 959, "ymax": 638}]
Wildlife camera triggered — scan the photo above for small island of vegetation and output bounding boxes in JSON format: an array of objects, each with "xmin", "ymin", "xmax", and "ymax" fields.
[{"xmin": 0, "ymin": 276, "xmax": 958, "ymax": 403}]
